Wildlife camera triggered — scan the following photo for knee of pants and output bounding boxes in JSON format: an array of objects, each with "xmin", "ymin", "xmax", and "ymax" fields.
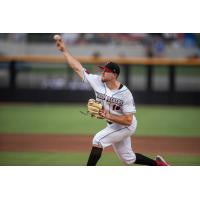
[
  {"xmin": 122, "ymin": 152, "xmax": 136, "ymax": 165},
  {"xmin": 92, "ymin": 136, "xmax": 103, "ymax": 148}
]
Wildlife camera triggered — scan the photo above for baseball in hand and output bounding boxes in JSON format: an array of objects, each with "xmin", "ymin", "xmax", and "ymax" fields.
[{"xmin": 53, "ymin": 34, "xmax": 61, "ymax": 40}]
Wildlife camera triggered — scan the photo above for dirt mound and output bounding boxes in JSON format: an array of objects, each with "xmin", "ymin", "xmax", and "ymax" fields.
[{"xmin": 0, "ymin": 134, "xmax": 200, "ymax": 155}]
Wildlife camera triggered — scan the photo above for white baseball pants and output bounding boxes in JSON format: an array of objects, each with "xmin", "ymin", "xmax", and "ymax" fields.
[{"xmin": 92, "ymin": 119, "xmax": 137, "ymax": 165}]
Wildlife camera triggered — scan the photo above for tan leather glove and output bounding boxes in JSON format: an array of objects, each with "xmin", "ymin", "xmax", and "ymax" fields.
[{"xmin": 87, "ymin": 99, "xmax": 104, "ymax": 119}]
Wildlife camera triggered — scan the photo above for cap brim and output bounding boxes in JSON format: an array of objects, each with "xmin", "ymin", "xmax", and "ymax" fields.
[
  {"xmin": 98, "ymin": 65, "xmax": 113, "ymax": 72},
  {"xmin": 98, "ymin": 65, "xmax": 106, "ymax": 69}
]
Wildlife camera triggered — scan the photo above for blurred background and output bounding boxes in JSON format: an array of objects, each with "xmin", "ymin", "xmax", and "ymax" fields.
[
  {"xmin": 1, "ymin": 33, "xmax": 200, "ymax": 100},
  {"xmin": 0, "ymin": 33, "xmax": 200, "ymax": 165}
]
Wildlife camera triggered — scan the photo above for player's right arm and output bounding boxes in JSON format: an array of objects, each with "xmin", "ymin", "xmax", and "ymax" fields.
[{"xmin": 55, "ymin": 36, "xmax": 84, "ymax": 80}]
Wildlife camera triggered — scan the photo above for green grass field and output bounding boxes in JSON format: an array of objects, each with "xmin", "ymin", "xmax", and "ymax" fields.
[
  {"xmin": 0, "ymin": 104, "xmax": 199, "ymax": 136},
  {"xmin": 0, "ymin": 103, "xmax": 199, "ymax": 166},
  {"xmin": 0, "ymin": 152, "xmax": 199, "ymax": 166}
]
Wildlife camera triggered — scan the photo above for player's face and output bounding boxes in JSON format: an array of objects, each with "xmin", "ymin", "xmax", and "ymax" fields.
[{"xmin": 101, "ymin": 70, "xmax": 116, "ymax": 82}]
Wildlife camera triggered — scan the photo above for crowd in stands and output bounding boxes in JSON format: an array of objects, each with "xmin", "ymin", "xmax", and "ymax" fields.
[
  {"xmin": 2, "ymin": 33, "xmax": 200, "ymax": 47},
  {"xmin": 60, "ymin": 33, "xmax": 200, "ymax": 57},
  {"xmin": 1, "ymin": 33, "xmax": 200, "ymax": 57},
  {"xmin": 59, "ymin": 33, "xmax": 199, "ymax": 48}
]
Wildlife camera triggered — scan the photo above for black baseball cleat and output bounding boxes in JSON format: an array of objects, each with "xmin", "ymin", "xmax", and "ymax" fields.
[{"xmin": 155, "ymin": 155, "xmax": 170, "ymax": 166}]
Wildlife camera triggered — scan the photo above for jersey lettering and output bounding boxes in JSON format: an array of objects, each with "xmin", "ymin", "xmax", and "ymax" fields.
[
  {"xmin": 96, "ymin": 92, "xmax": 106, "ymax": 100},
  {"xmin": 96, "ymin": 91, "xmax": 123, "ymax": 106}
]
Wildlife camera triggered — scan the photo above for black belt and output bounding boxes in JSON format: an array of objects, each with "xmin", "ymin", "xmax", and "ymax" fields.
[{"xmin": 107, "ymin": 120, "xmax": 113, "ymax": 124}]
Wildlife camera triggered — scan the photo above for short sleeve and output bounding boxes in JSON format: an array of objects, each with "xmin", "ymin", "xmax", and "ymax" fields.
[
  {"xmin": 82, "ymin": 68, "xmax": 102, "ymax": 91},
  {"xmin": 122, "ymin": 92, "xmax": 136, "ymax": 114}
]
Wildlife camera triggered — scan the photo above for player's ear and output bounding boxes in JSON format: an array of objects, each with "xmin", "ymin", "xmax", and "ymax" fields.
[{"xmin": 114, "ymin": 73, "xmax": 118, "ymax": 79}]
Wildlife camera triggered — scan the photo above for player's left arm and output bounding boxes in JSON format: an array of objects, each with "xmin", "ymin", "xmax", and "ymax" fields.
[
  {"xmin": 100, "ymin": 92, "xmax": 136, "ymax": 126},
  {"xmin": 99, "ymin": 110, "xmax": 134, "ymax": 126}
]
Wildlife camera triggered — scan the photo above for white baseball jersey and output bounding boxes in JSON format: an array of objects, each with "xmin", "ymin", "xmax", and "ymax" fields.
[{"xmin": 82, "ymin": 68, "xmax": 137, "ymax": 165}]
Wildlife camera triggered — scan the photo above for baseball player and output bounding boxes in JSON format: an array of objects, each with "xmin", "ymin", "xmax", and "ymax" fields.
[{"xmin": 55, "ymin": 35, "xmax": 169, "ymax": 166}]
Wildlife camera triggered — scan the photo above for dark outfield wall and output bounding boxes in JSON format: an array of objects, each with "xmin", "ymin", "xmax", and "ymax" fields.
[{"xmin": 0, "ymin": 89, "xmax": 200, "ymax": 105}]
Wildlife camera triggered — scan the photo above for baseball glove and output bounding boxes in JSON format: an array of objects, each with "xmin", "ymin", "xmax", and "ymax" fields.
[{"xmin": 87, "ymin": 99, "xmax": 104, "ymax": 119}]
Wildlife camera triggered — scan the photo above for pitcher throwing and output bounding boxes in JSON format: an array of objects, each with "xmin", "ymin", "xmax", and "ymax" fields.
[{"xmin": 55, "ymin": 35, "xmax": 169, "ymax": 166}]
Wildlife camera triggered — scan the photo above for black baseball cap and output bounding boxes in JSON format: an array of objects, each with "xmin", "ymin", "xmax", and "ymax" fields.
[{"xmin": 99, "ymin": 62, "xmax": 120, "ymax": 75}]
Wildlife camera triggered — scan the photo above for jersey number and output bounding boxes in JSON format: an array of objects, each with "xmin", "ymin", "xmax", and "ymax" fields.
[{"xmin": 112, "ymin": 105, "xmax": 120, "ymax": 111}]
